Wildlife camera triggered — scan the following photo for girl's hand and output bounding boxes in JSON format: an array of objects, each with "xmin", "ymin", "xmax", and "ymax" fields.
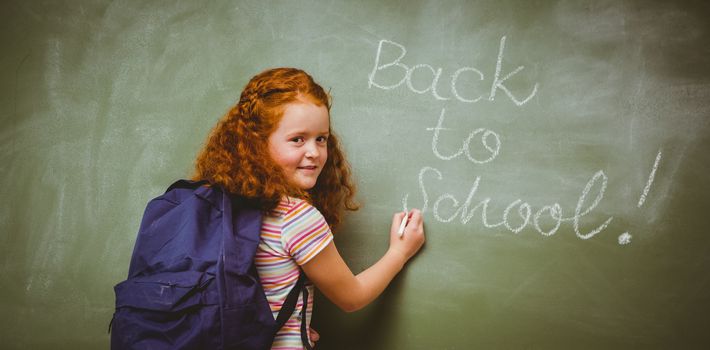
[
  {"xmin": 309, "ymin": 327, "xmax": 320, "ymax": 344},
  {"xmin": 302, "ymin": 209, "xmax": 426, "ymax": 313},
  {"xmin": 388, "ymin": 209, "xmax": 425, "ymax": 262}
]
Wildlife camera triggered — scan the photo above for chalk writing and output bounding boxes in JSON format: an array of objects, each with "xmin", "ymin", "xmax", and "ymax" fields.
[
  {"xmin": 368, "ymin": 36, "xmax": 662, "ymax": 243},
  {"xmin": 426, "ymin": 108, "xmax": 501, "ymax": 164},
  {"xmin": 368, "ymin": 37, "xmax": 539, "ymax": 106},
  {"xmin": 618, "ymin": 232, "xmax": 632, "ymax": 245},
  {"xmin": 638, "ymin": 149, "xmax": 662, "ymax": 207},
  {"xmin": 407, "ymin": 166, "xmax": 613, "ymax": 238},
  {"xmin": 490, "ymin": 36, "xmax": 539, "ymax": 106}
]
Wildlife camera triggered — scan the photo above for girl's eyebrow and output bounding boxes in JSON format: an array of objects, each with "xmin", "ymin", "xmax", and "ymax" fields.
[
  {"xmin": 284, "ymin": 129, "xmax": 330, "ymax": 137},
  {"xmin": 283, "ymin": 130, "xmax": 307, "ymax": 137}
]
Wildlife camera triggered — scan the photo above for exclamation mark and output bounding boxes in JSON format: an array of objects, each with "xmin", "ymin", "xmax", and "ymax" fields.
[
  {"xmin": 619, "ymin": 149, "xmax": 663, "ymax": 245},
  {"xmin": 637, "ymin": 149, "xmax": 663, "ymax": 208}
]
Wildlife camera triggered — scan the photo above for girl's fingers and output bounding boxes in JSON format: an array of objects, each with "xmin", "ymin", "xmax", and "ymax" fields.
[
  {"xmin": 390, "ymin": 212, "xmax": 406, "ymax": 234},
  {"xmin": 309, "ymin": 327, "xmax": 320, "ymax": 342},
  {"xmin": 409, "ymin": 209, "xmax": 422, "ymax": 225}
]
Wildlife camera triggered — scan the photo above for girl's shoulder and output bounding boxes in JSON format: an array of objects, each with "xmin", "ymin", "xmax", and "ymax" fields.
[{"xmin": 268, "ymin": 197, "xmax": 318, "ymax": 219}]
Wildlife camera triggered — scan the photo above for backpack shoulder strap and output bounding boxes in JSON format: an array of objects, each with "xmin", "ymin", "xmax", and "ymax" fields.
[
  {"xmin": 165, "ymin": 179, "xmax": 209, "ymax": 192},
  {"xmin": 275, "ymin": 271, "xmax": 312, "ymax": 350},
  {"xmin": 275, "ymin": 272, "xmax": 307, "ymax": 328}
]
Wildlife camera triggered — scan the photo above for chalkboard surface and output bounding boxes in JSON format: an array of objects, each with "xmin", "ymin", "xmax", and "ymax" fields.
[{"xmin": 2, "ymin": 0, "xmax": 710, "ymax": 348}]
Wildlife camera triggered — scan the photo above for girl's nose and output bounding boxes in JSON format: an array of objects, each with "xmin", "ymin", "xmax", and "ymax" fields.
[{"xmin": 305, "ymin": 142, "xmax": 319, "ymax": 158}]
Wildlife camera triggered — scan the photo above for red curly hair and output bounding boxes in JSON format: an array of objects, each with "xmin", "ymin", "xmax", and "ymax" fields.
[{"xmin": 192, "ymin": 68, "xmax": 359, "ymax": 231}]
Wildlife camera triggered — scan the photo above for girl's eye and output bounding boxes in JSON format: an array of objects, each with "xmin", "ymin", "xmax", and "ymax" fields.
[
  {"xmin": 317, "ymin": 136, "xmax": 328, "ymax": 143},
  {"xmin": 290, "ymin": 137, "xmax": 305, "ymax": 143}
]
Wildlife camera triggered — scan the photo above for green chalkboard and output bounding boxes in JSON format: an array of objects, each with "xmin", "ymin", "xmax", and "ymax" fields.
[{"xmin": 2, "ymin": 0, "xmax": 710, "ymax": 348}]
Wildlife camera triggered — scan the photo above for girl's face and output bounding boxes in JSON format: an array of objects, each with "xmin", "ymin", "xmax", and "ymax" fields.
[{"xmin": 267, "ymin": 101, "xmax": 330, "ymax": 190}]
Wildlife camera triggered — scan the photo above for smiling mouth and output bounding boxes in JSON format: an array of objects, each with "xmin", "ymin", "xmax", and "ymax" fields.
[{"xmin": 297, "ymin": 166, "xmax": 318, "ymax": 171}]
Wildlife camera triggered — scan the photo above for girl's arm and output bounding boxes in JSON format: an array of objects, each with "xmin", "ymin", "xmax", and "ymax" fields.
[{"xmin": 301, "ymin": 209, "xmax": 425, "ymax": 312}]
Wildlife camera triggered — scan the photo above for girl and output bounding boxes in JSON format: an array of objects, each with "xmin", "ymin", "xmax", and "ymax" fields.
[{"xmin": 192, "ymin": 68, "xmax": 425, "ymax": 349}]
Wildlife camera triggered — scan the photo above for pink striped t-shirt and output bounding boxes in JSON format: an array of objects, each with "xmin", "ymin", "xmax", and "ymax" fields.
[{"xmin": 255, "ymin": 198, "xmax": 333, "ymax": 349}]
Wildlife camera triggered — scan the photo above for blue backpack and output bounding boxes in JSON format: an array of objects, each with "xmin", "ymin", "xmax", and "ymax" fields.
[{"xmin": 110, "ymin": 180, "xmax": 311, "ymax": 350}]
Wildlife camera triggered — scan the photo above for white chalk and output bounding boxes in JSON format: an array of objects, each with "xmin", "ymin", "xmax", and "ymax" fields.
[
  {"xmin": 637, "ymin": 149, "xmax": 662, "ymax": 208},
  {"xmin": 397, "ymin": 210, "xmax": 409, "ymax": 237}
]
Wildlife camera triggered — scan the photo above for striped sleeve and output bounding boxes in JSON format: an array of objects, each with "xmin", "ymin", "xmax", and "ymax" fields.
[{"xmin": 280, "ymin": 199, "xmax": 333, "ymax": 266}]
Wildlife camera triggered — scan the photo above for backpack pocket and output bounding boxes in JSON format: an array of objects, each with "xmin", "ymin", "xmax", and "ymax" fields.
[{"xmin": 111, "ymin": 271, "xmax": 219, "ymax": 349}]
